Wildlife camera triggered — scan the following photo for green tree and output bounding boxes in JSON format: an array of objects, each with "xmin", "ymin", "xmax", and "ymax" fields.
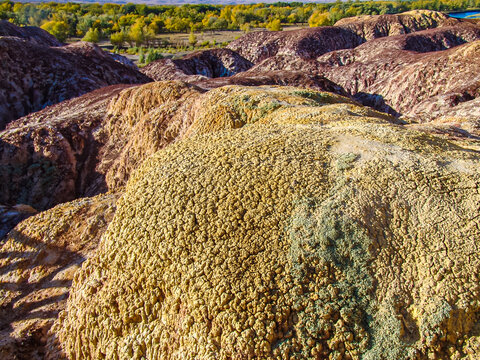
[
  {"xmin": 82, "ymin": 27, "xmax": 99, "ymax": 43},
  {"xmin": 40, "ymin": 20, "xmax": 70, "ymax": 42},
  {"xmin": 266, "ymin": 18, "xmax": 282, "ymax": 31},
  {"xmin": 146, "ymin": 48, "xmax": 163, "ymax": 63},
  {"xmin": 188, "ymin": 31, "xmax": 197, "ymax": 46},
  {"xmin": 110, "ymin": 31, "xmax": 125, "ymax": 48}
]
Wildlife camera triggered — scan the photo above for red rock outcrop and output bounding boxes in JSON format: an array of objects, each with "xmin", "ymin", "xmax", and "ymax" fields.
[
  {"xmin": 316, "ymin": 27, "xmax": 480, "ymax": 120},
  {"xmin": 244, "ymin": 23, "xmax": 480, "ymax": 121},
  {"xmin": 0, "ymin": 20, "xmax": 62, "ymax": 47},
  {"xmin": 227, "ymin": 10, "xmax": 458, "ymax": 63},
  {"xmin": 140, "ymin": 48, "xmax": 253, "ymax": 81},
  {"xmin": 0, "ymin": 85, "xmax": 132, "ymax": 210},
  {"xmin": 0, "ymin": 37, "xmax": 151, "ymax": 129},
  {"xmin": 334, "ymin": 9, "xmax": 459, "ymax": 40},
  {"xmin": 227, "ymin": 26, "xmax": 364, "ymax": 64}
]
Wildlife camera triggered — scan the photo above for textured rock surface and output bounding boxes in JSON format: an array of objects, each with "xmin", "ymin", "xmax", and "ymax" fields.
[
  {"xmin": 183, "ymin": 85, "xmax": 394, "ymax": 138},
  {"xmin": 2, "ymin": 13, "xmax": 480, "ymax": 357},
  {"xmin": 56, "ymin": 116, "xmax": 480, "ymax": 359},
  {"xmin": 227, "ymin": 26, "xmax": 364, "ymax": 64},
  {"xmin": 246, "ymin": 23, "xmax": 480, "ymax": 121},
  {"xmin": 0, "ymin": 20, "xmax": 62, "ymax": 47},
  {"xmin": 55, "ymin": 88, "xmax": 480, "ymax": 359},
  {"xmin": 334, "ymin": 10, "xmax": 459, "ymax": 40},
  {"xmin": 0, "ymin": 85, "xmax": 131, "ymax": 210},
  {"xmin": 227, "ymin": 10, "xmax": 457, "ymax": 63},
  {"xmin": 101, "ymin": 81, "xmax": 204, "ymax": 189},
  {"xmin": 141, "ymin": 48, "xmax": 253, "ymax": 81},
  {"xmin": 0, "ymin": 82, "xmax": 206, "ymax": 211},
  {"xmin": 0, "ymin": 193, "xmax": 118, "ymax": 360},
  {"xmin": 192, "ymin": 71, "xmax": 348, "ymax": 96},
  {"xmin": 0, "ymin": 36, "xmax": 151, "ymax": 129},
  {"xmin": 0, "ymin": 82, "xmax": 355, "ymax": 212},
  {"xmin": 315, "ymin": 24, "xmax": 480, "ymax": 120}
]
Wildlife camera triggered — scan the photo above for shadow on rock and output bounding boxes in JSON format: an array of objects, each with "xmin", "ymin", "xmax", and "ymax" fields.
[
  {"xmin": 0, "ymin": 229, "xmax": 82, "ymax": 359},
  {"xmin": 354, "ymin": 92, "xmax": 403, "ymax": 119}
]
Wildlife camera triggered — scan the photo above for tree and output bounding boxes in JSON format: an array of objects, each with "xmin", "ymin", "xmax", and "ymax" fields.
[
  {"xmin": 0, "ymin": 0, "xmax": 13, "ymax": 21},
  {"xmin": 146, "ymin": 48, "xmax": 163, "ymax": 64},
  {"xmin": 266, "ymin": 18, "xmax": 282, "ymax": 31},
  {"xmin": 308, "ymin": 11, "xmax": 332, "ymax": 27},
  {"xmin": 129, "ymin": 18, "xmax": 145, "ymax": 46},
  {"xmin": 188, "ymin": 31, "xmax": 197, "ymax": 46},
  {"xmin": 240, "ymin": 23, "xmax": 250, "ymax": 33},
  {"xmin": 82, "ymin": 27, "xmax": 99, "ymax": 43},
  {"xmin": 110, "ymin": 31, "xmax": 125, "ymax": 48},
  {"xmin": 41, "ymin": 20, "xmax": 70, "ymax": 42}
]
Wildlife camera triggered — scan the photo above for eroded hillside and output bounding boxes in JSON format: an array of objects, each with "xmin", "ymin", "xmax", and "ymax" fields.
[
  {"xmin": 1, "ymin": 9, "xmax": 480, "ymax": 360},
  {"xmin": 0, "ymin": 24, "xmax": 151, "ymax": 129},
  {"xmin": 57, "ymin": 111, "xmax": 480, "ymax": 360}
]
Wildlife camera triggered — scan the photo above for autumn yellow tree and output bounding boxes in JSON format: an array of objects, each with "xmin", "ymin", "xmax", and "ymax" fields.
[
  {"xmin": 266, "ymin": 18, "xmax": 282, "ymax": 31},
  {"xmin": 41, "ymin": 20, "xmax": 70, "ymax": 42},
  {"xmin": 308, "ymin": 11, "xmax": 332, "ymax": 27}
]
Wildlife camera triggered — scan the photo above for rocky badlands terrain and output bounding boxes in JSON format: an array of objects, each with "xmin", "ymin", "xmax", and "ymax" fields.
[
  {"xmin": 0, "ymin": 20, "xmax": 151, "ymax": 130},
  {"xmin": 1, "ymin": 9, "xmax": 480, "ymax": 360}
]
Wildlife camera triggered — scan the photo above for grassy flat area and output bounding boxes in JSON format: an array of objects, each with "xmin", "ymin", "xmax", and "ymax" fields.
[{"xmin": 72, "ymin": 26, "xmax": 309, "ymax": 63}]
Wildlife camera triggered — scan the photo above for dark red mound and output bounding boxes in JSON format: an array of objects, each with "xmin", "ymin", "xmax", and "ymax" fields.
[
  {"xmin": 0, "ymin": 39, "xmax": 151, "ymax": 129},
  {"xmin": 193, "ymin": 70, "xmax": 348, "ymax": 97},
  {"xmin": 0, "ymin": 85, "xmax": 132, "ymax": 210},
  {"xmin": 0, "ymin": 19, "xmax": 62, "ymax": 46},
  {"xmin": 141, "ymin": 48, "xmax": 253, "ymax": 81}
]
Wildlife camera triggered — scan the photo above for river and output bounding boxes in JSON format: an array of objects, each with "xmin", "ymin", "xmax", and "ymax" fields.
[{"xmin": 449, "ymin": 10, "xmax": 480, "ymax": 18}]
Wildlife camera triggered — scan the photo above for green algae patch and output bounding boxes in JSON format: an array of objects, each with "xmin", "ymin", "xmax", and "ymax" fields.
[{"xmin": 286, "ymin": 185, "xmax": 375, "ymax": 359}]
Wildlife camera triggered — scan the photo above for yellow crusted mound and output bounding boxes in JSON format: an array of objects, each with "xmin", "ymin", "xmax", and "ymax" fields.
[
  {"xmin": 185, "ymin": 85, "xmax": 394, "ymax": 137},
  {"xmin": 56, "ymin": 114, "xmax": 480, "ymax": 359}
]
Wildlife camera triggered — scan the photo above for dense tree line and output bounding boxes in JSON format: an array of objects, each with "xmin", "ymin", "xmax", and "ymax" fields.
[{"xmin": 1, "ymin": 0, "xmax": 479, "ymax": 44}]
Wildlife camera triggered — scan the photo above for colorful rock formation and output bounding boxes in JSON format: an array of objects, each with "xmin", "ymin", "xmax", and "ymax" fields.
[
  {"xmin": 0, "ymin": 26, "xmax": 151, "ymax": 129},
  {"xmin": 1, "ymin": 10, "xmax": 480, "ymax": 360}
]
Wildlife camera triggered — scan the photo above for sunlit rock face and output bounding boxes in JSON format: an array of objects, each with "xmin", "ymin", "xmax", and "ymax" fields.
[
  {"xmin": 57, "ymin": 99, "xmax": 480, "ymax": 359},
  {"xmin": 0, "ymin": 193, "xmax": 118, "ymax": 360}
]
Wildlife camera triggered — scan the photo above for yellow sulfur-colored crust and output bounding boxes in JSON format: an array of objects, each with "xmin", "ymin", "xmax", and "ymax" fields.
[{"xmin": 56, "ymin": 110, "xmax": 480, "ymax": 359}]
